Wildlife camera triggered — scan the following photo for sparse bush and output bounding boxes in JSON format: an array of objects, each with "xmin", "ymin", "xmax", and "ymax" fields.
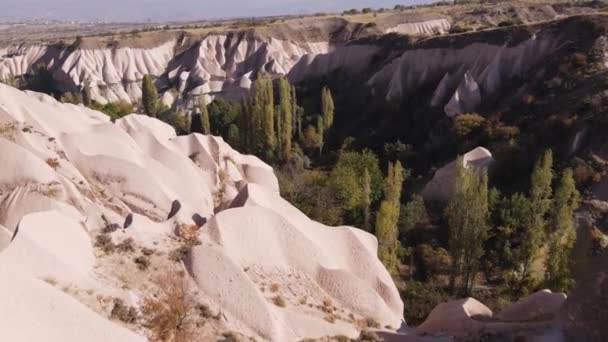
[
  {"xmin": 169, "ymin": 246, "xmax": 189, "ymax": 263},
  {"xmin": 269, "ymin": 283, "xmax": 280, "ymax": 293},
  {"xmin": 453, "ymin": 113, "xmax": 486, "ymax": 138},
  {"xmin": 95, "ymin": 235, "xmax": 115, "ymax": 254},
  {"xmin": 272, "ymin": 295, "xmax": 286, "ymax": 307},
  {"xmin": 102, "ymin": 223, "xmax": 120, "ymax": 234},
  {"xmin": 415, "ymin": 244, "xmax": 451, "ymax": 281},
  {"xmin": 92, "ymin": 100, "xmax": 133, "ymax": 120},
  {"xmin": 111, "ymin": 298, "xmax": 138, "ymax": 324},
  {"xmin": 358, "ymin": 330, "xmax": 382, "ymax": 342},
  {"xmin": 175, "ymin": 223, "xmax": 200, "ymax": 245},
  {"xmin": 222, "ymin": 332, "xmax": 244, "ymax": 342},
  {"xmin": 134, "ymin": 256, "xmax": 150, "ymax": 271},
  {"xmin": 43, "ymin": 276, "xmax": 58, "ymax": 286},
  {"xmin": 116, "ymin": 238, "xmax": 135, "ymax": 253},
  {"xmin": 46, "ymin": 158, "xmax": 60, "ymax": 170},
  {"xmin": 342, "ymin": 9, "xmax": 359, "ymax": 15},
  {"xmin": 401, "ymin": 281, "xmax": 449, "ymax": 325},
  {"xmin": 141, "ymin": 273, "xmax": 201, "ymax": 342},
  {"xmin": 573, "ymin": 159, "xmax": 596, "ymax": 186},
  {"xmin": 142, "ymin": 247, "xmax": 156, "ymax": 256},
  {"xmin": 60, "ymin": 92, "xmax": 83, "ymax": 105}
]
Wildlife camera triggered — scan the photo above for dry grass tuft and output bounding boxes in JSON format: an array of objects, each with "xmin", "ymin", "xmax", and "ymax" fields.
[
  {"xmin": 142, "ymin": 273, "xmax": 202, "ymax": 342},
  {"xmin": 175, "ymin": 223, "xmax": 200, "ymax": 245},
  {"xmin": 272, "ymin": 295, "xmax": 286, "ymax": 308},
  {"xmin": 46, "ymin": 158, "xmax": 60, "ymax": 170}
]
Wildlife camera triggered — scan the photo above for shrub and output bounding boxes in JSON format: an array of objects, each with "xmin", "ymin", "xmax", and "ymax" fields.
[
  {"xmin": 453, "ymin": 113, "xmax": 486, "ymax": 138},
  {"xmin": 95, "ymin": 235, "xmax": 115, "ymax": 254},
  {"xmin": 134, "ymin": 256, "xmax": 150, "ymax": 271},
  {"xmin": 358, "ymin": 330, "xmax": 383, "ymax": 341},
  {"xmin": 141, "ymin": 273, "xmax": 201, "ymax": 342},
  {"xmin": 111, "ymin": 298, "xmax": 138, "ymax": 323},
  {"xmin": 116, "ymin": 238, "xmax": 135, "ymax": 253},
  {"xmin": 102, "ymin": 223, "xmax": 120, "ymax": 234},
  {"xmin": 399, "ymin": 194, "xmax": 429, "ymax": 233},
  {"xmin": 573, "ymin": 159, "xmax": 596, "ymax": 186},
  {"xmin": 142, "ymin": 247, "xmax": 156, "ymax": 256},
  {"xmin": 415, "ymin": 244, "xmax": 451, "ymax": 281},
  {"xmin": 401, "ymin": 281, "xmax": 448, "ymax": 325},
  {"xmin": 175, "ymin": 224, "xmax": 200, "ymax": 245},
  {"xmin": 272, "ymin": 295, "xmax": 286, "ymax": 307},
  {"xmin": 169, "ymin": 246, "xmax": 189, "ymax": 263},
  {"xmin": 46, "ymin": 158, "xmax": 60, "ymax": 170}
]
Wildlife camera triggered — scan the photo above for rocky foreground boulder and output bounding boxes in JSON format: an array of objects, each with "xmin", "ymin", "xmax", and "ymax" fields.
[
  {"xmin": 0, "ymin": 84, "xmax": 403, "ymax": 341},
  {"xmin": 497, "ymin": 289, "xmax": 566, "ymax": 322}
]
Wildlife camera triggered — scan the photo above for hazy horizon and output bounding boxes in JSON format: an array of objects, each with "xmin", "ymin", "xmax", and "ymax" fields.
[{"xmin": 0, "ymin": 0, "xmax": 435, "ymax": 22}]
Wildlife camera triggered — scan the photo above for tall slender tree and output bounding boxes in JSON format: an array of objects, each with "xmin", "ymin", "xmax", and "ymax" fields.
[
  {"xmin": 316, "ymin": 115, "xmax": 324, "ymax": 156},
  {"xmin": 199, "ymin": 95, "xmax": 211, "ymax": 135},
  {"xmin": 142, "ymin": 75, "xmax": 158, "ymax": 117},
  {"xmin": 445, "ymin": 158, "xmax": 489, "ymax": 295},
  {"xmin": 516, "ymin": 150, "xmax": 553, "ymax": 293},
  {"xmin": 376, "ymin": 161, "xmax": 405, "ymax": 273},
  {"xmin": 362, "ymin": 169, "xmax": 372, "ymax": 231},
  {"xmin": 321, "ymin": 86, "xmax": 335, "ymax": 130},
  {"xmin": 291, "ymin": 85, "xmax": 298, "ymax": 137},
  {"xmin": 278, "ymin": 77, "xmax": 293, "ymax": 162},
  {"xmin": 545, "ymin": 168, "xmax": 579, "ymax": 291},
  {"xmin": 82, "ymin": 80, "xmax": 92, "ymax": 107}
]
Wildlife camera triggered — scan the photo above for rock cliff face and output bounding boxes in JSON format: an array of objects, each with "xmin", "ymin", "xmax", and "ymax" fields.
[
  {"xmin": 1, "ymin": 15, "xmax": 601, "ymax": 117},
  {"xmin": 0, "ymin": 83, "xmax": 403, "ymax": 341}
]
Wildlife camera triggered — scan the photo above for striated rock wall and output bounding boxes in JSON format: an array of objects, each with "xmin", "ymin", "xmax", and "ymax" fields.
[{"xmin": 0, "ymin": 16, "xmax": 601, "ymax": 117}]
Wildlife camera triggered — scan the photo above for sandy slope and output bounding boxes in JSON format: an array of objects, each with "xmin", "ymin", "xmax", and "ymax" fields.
[{"xmin": 0, "ymin": 83, "xmax": 403, "ymax": 341}]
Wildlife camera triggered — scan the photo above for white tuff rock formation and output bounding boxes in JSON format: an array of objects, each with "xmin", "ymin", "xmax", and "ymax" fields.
[
  {"xmin": 0, "ymin": 83, "xmax": 403, "ymax": 341},
  {"xmin": 422, "ymin": 146, "xmax": 494, "ymax": 202}
]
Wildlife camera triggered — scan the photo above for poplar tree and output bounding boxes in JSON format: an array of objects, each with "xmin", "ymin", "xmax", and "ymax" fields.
[
  {"xmin": 516, "ymin": 150, "xmax": 553, "ymax": 293},
  {"xmin": 291, "ymin": 85, "xmax": 298, "ymax": 136},
  {"xmin": 199, "ymin": 95, "xmax": 211, "ymax": 135},
  {"xmin": 446, "ymin": 158, "xmax": 489, "ymax": 295},
  {"xmin": 321, "ymin": 86, "xmax": 335, "ymax": 130},
  {"xmin": 278, "ymin": 77, "xmax": 293, "ymax": 162},
  {"xmin": 362, "ymin": 169, "xmax": 372, "ymax": 231},
  {"xmin": 142, "ymin": 75, "xmax": 158, "ymax": 117},
  {"xmin": 82, "ymin": 80, "xmax": 92, "ymax": 107},
  {"xmin": 376, "ymin": 161, "xmax": 405, "ymax": 273},
  {"xmin": 316, "ymin": 115, "xmax": 324, "ymax": 155},
  {"xmin": 545, "ymin": 168, "xmax": 579, "ymax": 291},
  {"xmin": 259, "ymin": 76, "xmax": 275, "ymax": 152}
]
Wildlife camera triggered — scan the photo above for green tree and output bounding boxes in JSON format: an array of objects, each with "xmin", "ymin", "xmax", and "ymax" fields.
[
  {"xmin": 445, "ymin": 158, "xmax": 489, "ymax": 295},
  {"xmin": 376, "ymin": 161, "xmax": 405, "ymax": 273},
  {"xmin": 362, "ymin": 169, "xmax": 372, "ymax": 231},
  {"xmin": 399, "ymin": 194, "xmax": 429, "ymax": 234},
  {"xmin": 142, "ymin": 75, "xmax": 158, "ymax": 117},
  {"xmin": 545, "ymin": 168, "xmax": 579, "ymax": 291},
  {"xmin": 329, "ymin": 149, "xmax": 383, "ymax": 214},
  {"xmin": 190, "ymin": 94, "xmax": 211, "ymax": 135},
  {"xmin": 226, "ymin": 124, "xmax": 240, "ymax": 149},
  {"xmin": 453, "ymin": 113, "xmax": 486, "ymax": 137},
  {"xmin": 515, "ymin": 150, "xmax": 553, "ymax": 294},
  {"xmin": 199, "ymin": 95, "xmax": 211, "ymax": 134},
  {"xmin": 321, "ymin": 86, "xmax": 335, "ymax": 131},
  {"xmin": 316, "ymin": 115, "xmax": 324, "ymax": 155},
  {"xmin": 82, "ymin": 80, "xmax": 92, "ymax": 107},
  {"xmin": 278, "ymin": 78, "xmax": 293, "ymax": 162}
]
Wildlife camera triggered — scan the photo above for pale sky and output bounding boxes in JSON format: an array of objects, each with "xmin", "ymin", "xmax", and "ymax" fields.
[{"xmin": 0, "ymin": 0, "xmax": 433, "ymax": 22}]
